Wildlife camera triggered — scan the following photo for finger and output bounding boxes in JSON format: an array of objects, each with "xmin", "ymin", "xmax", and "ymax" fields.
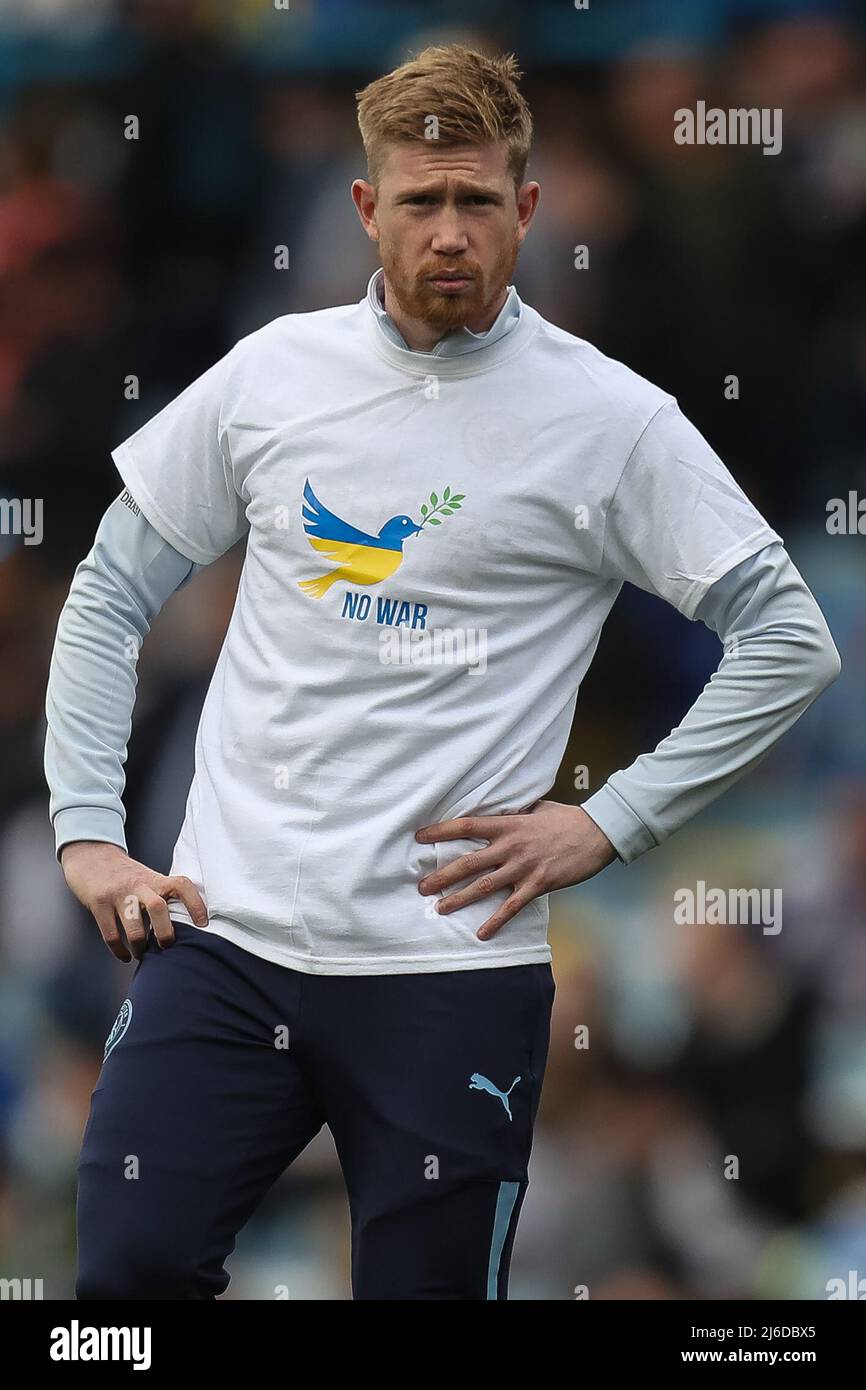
[
  {"xmin": 415, "ymin": 815, "xmax": 505, "ymax": 845},
  {"xmin": 136, "ymin": 887, "xmax": 174, "ymax": 946},
  {"xmin": 419, "ymin": 846, "xmax": 501, "ymax": 895},
  {"xmin": 476, "ymin": 885, "xmax": 541, "ymax": 942},
  {"xmin": 93, "ymin": 907, "xmax": 132, "ymax": 963},
  {"xmin": 116, "ymin": 892, "xmax": 150, "ymax": 959},
  {"xmin": 436, "ymin": 867, "xmax": 517, "ymax": 916},
  {"xmin": 162, "ymin": 875, "xmax": 208, "ymax": 927}
]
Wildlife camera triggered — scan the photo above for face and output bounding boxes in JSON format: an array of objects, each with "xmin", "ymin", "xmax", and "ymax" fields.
[{"xmin": 352, "ymin": 140, "xmax": 539, "ymax": 334}]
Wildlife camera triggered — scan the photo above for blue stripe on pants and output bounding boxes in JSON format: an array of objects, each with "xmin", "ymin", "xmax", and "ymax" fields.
[{"xmin": 487, "ymin": 1181, "xmax": 521, "ymax": 1299}]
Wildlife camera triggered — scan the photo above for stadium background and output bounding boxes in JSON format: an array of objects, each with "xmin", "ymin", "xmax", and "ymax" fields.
[{"xmin": 1, "ymin": 0, "xmax": 865, "ymax": 1299}]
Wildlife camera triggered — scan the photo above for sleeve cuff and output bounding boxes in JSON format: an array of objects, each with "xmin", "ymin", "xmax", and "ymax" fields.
[
  {"xmin": 677, "ymin": 526, "xmax": 783, "ymax": 619},
  {"xmin": 53, "ymin": 806, "xmax": 128, "ymax": 863},
  {"xmin": 580, "ymin": 782, "xmax": 658, "ymax": 865}
]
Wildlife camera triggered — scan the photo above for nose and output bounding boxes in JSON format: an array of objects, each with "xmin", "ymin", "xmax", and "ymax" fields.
[{"xmin": 430, "ymin": 216, "xmax": 469, "ymax": 256}]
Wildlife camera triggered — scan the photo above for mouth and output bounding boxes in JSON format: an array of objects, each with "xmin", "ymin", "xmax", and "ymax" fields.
[{"xmin": 427, "ymin": 272, "xmax": 473, "ymax": 294}]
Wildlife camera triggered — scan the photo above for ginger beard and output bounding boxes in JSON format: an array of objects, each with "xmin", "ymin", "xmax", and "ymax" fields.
[{"xmin": 378, "ymin": 222, "xmax": 520, "ymax": 335}]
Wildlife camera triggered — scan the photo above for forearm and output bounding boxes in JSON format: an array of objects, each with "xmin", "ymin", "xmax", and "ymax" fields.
[
  {"xmin": 44, "ymin": 492, "xmax": 199, "ymax": 860},
  {"xmin": 581, "ymin": 544, "xmax": 842, "ymax": 863}
]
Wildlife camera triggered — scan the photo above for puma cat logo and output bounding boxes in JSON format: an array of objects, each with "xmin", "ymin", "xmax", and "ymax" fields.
[{"xmin": 469, "ymin": 1072, "xmax": 521, "ymax": 1121}]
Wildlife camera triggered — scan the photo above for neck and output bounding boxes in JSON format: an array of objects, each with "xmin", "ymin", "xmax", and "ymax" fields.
[{"xmin": 381, "ymin": 275, "xmax": 508, "ymax": 352}]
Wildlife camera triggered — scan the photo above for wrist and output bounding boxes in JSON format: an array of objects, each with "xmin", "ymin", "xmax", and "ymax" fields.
[
  {"xmin": 60, "ymin": 839, "xmax": 127, "ymax": 868},
  {"xmin": 574, "ymin": 805, "xmax": 618, "ymax": 867}
]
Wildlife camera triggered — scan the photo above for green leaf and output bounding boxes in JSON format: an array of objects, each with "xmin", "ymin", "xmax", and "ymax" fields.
[
  {"xmin": 430, "ymin": 493, "xmax": 438, "ymax": 506},
  {"xmin": 451, "ymin": 493, "xmax": 465, "ymax": 502},
  {"xmin": 421, "ymin": 504, "xmax": 428, "ymax": 516},
  {"xmin": 428, "ymin": 516, "xmax": 441, "ymax": 525},
  {"xmin": 444, "ymin": 486, "xmax": 451, "ymax": 501},
  {"xmin": 450, "ymin": 501, "xmax": 462, "ymax": 509},
  {"xmin": 441, "ymin": 507, "xmax": 453, "ymax": 514}
]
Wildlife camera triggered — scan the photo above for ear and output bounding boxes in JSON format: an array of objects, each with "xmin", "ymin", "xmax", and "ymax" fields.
[
  {"xmin": 515, "ymin": 181, "xmax": 540, "ymax": 243},
  {"xmin": 351, "ymin": 178, "xmax": 379, "ymax": 242}
]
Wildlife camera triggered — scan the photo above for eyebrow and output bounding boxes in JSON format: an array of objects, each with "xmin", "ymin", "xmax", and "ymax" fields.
[{"xmin": 395, "ymin": 183, "xmax": 505, "ymax": 201}]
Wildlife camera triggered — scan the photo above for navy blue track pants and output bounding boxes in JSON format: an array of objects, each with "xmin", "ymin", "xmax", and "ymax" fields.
[{"xmin": 77, "ymin": 923, "xmax": 555, "ymax": 1300}]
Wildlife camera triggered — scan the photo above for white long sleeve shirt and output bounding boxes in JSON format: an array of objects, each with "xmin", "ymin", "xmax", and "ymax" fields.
[{"xmin": 44, "ymin": 274, "xmax": 841, "ymax": 973}]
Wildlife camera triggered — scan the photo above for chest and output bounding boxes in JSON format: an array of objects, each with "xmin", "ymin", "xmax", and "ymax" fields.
[{"xmin": 235, "ymin": 378, "xmax": 617, "ymax": 605}]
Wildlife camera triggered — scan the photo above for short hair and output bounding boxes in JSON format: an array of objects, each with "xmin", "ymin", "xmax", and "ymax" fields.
[{"xmin": 355, "ymin": 43, "xmax": 533, "ymax": 189}]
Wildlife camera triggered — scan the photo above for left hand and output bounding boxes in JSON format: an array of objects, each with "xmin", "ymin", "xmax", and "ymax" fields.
[{"xmin": 415, "ymin": 799, "xmax": 618, "ymax": 940}]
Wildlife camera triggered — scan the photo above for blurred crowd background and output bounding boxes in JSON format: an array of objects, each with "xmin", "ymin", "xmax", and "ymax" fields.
[{"xmin": 1, "ymin": 0, "xmax": 865, "ymax": 1300}]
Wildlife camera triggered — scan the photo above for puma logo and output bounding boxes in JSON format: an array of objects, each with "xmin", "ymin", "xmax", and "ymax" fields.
[{"xmin": 469, "ymin": 1072, "xmax": 521, "ymax": 1121}]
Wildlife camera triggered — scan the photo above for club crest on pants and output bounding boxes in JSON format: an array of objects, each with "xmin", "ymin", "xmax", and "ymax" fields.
[{"xmin": 104, "ymin": 999, "xmax": 133, "ymax": 1060}]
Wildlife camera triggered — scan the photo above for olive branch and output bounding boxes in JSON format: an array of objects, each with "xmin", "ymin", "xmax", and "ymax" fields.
[{"xmin": 417, "ymin": 486, "xmax": 465, "ymax": 528}]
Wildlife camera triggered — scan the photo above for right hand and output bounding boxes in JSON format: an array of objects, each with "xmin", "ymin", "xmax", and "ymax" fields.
[{"xmin": 60, "ymin": 841, "xmax": 208, "ymax": 962}]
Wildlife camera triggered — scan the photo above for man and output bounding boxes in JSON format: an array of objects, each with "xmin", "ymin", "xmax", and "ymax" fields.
[{"xmin": 45, "ymin": 45, "xmax": 840, "ymax": 1300}]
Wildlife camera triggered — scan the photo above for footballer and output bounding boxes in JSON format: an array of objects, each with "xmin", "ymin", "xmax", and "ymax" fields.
[{"xmin": 45, "ymin": 45, "xmax": 840, "ymax": 1300}]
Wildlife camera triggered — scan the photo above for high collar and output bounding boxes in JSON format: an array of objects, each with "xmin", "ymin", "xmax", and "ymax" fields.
[{"xmin": 365, "ymin": 267, "xmax": 521, "ymax": 359}]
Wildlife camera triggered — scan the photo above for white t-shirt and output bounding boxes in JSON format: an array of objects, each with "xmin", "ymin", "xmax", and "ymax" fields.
[{"xmin": 111, "ymin": 286, "xmax": 781, "ymax": 975}]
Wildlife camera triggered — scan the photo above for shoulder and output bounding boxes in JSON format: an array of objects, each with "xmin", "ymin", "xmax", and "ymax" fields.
[
  {"xmin": 525, "ymin": 307, "xmax": 676, "ymax": 438},
  {"xmin": 230, "ymin": 302, "xmax": 364, "ymax": 366},
  {"xmin": 206, "ymin": 302, "xmax": 367, "ymax": 438}
]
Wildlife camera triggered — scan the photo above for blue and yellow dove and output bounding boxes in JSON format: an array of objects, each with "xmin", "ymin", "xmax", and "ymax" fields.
[{"xmin": 297, "ymin": 477, "xmax": 424, "ymax": 598}]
